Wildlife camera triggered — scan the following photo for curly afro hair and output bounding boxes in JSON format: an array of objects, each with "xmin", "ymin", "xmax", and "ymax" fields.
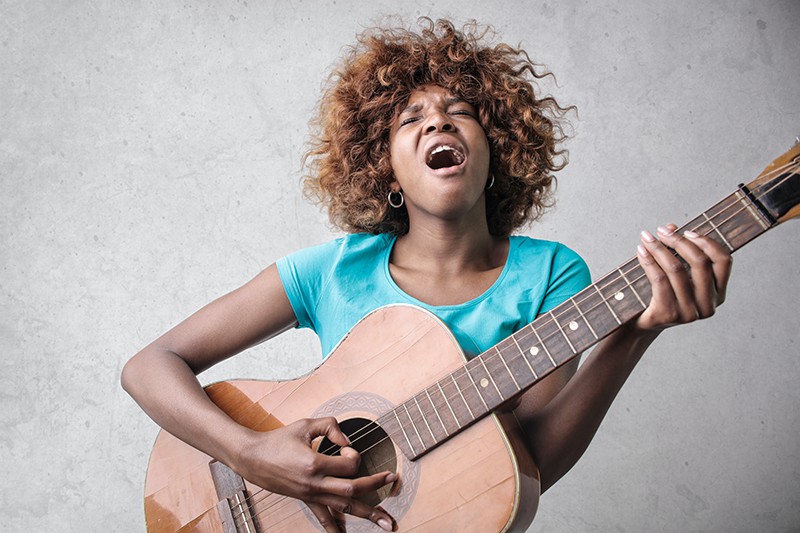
[{"xmin": 303, "ymin": 18, "xmax": 573, "ymax": 236}]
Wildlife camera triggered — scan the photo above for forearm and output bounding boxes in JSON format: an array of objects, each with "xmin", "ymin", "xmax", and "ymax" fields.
[
  {"xmin": 517, "ymin": 324, "xmax": 661, "ymax": 491},
  {"xmin": 121, "ymin": 347, "xmax": 252, "ymax": 467}
]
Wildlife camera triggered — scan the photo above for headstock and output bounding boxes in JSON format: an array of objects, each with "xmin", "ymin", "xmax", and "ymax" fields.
[{"xmin": 746, "ymin": 140, "xmax": 800, "ymax": 224}]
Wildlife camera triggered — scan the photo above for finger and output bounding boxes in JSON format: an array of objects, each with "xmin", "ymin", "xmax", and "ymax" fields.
[
  {"xmin": 648, "ymin": 226, "xmax": 717, "ymax": 322},
  {"xmin": 313, "ymin": 493, "xmax": 396, "ymax": 532},
  {"xmin": 306, "ymin": 502, "xmax": 343, "ymax": 533},
  {"xmin": 303, "ymin": 416, "xmax": 351, "ymax": 448},
  {"xmin": 636, "ymin": 243, "xmax": 675, "ymax": 329},
  {"xmin": 655, "ymin": 226, "xmax": 718, "ymax": 318},
  {"xmin": 683, "ymin": 229, "xmax": 733, "ymax": 304},
  {"xmin": 312, "ymin": 446, "xmax": 362, "ymax": 478},
  {"xmin": 317, "ymin": 470, "xmax": 397, "ymax": 498},
  {"xmin": 639, "ymin": 230, "xmax": 692, "ymax": 323}
]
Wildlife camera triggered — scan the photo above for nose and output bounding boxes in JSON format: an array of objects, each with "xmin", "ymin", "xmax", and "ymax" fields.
[{"xmin": 425, "ymin": 111, "xmax": 454, "ymax": 133}]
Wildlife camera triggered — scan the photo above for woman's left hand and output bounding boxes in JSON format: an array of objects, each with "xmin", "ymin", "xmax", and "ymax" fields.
[{"xmin": 634, "ymin": 223, "xmax": 733, "ymax": 331}]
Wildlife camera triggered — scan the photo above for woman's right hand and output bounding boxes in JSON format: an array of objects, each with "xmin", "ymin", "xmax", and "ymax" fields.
[{"xmin": 233, "ymin": 417, "xmax": 397, "ymax": 532}]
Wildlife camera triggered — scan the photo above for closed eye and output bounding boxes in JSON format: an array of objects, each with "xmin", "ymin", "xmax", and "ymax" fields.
[{"xmin": 400, "ymin": 116, "xmax": 421, "ymax": 126}]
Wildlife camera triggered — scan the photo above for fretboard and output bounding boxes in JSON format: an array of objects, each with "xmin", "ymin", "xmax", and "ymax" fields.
[{"xmin": 379, "ymin": 184, "xmax": 776, "ymax": 460}]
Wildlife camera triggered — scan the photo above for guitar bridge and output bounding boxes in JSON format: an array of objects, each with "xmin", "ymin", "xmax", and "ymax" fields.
[{"xmin": 209, "ymin": 460, "xmax": 260, "ymax": 533}]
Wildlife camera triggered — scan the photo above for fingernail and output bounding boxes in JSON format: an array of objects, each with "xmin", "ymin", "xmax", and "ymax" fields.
[
  {"xmin": 385, "ymin": 472, "xmax": 397, "ymax": 483},
  {"xmin": 656, "ymin": 225, "xmax": 674, "ymax": 236},
  {"xmin": 684, "ymin": 230, "xmax": 699, "ymax": 238},
  {"xmin": 378, "ymin": 518, "xmax": 392, "ymax": 531},
  {"xmin": 637, "ymin": 244, "xmax": 649, "ymax": 257},
  {"xmin": 640, "ymin": 230, "xmax": 656, "ymax": 243}
]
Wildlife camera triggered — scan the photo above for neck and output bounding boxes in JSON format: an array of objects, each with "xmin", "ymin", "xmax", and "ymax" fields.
[{"xmin": 394, "ymin": 218, "xmax": 503, "ymax": 273}]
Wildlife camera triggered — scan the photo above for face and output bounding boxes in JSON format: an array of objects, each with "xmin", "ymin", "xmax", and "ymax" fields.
[{"xmin": 388, "ymin": 85, "xmax": 491, "ymax": 224}]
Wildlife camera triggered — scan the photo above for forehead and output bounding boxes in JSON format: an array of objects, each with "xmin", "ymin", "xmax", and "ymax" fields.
[{"xmin": 399, "ymin": 85, "xmax": 470, "ymax": 112}]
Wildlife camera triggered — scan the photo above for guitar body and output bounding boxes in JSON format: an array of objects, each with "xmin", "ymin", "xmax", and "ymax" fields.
[{"xmin": 144, "ymin": 305, "xmax": 541, "ymax": 532}]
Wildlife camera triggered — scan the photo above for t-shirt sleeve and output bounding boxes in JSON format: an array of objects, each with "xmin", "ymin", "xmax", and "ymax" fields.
[
  {"xmin": 539, "ymin": 243, "xmax": 592, "ymax": 313},
  {"xmin": 275, "ymin": 238, "xmax": 343, "ymax": 331}
]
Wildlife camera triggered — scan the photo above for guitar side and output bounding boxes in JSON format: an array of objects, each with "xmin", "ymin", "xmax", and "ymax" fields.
[{"xmin": 144, "ymin": 305, "xmax": 540, "ymax": 532}]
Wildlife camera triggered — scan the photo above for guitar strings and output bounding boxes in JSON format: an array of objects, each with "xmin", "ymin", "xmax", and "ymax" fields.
[
  {"xmin": 229, "ymin": 156, "xmax": 800, "ymax": 529},
  {"xmin": 310, "ymin": 156, "xmax": 800, "ymax": 459},
  {"xmin": 228, "ymin": 157, "xmax": 800, "ymax": 527},
  {"xmin": 226, "ymin": 157, "xmax": 800, "ymax": 528}
]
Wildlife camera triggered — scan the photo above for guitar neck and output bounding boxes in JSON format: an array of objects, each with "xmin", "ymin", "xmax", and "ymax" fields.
[{"xmin": 380, "ymin": 183, "xmax": 781, "ymax": 461}]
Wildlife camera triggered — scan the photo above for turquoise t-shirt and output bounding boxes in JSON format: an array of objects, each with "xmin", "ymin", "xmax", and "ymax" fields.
[{"xmin": 276, "ymin": 233, "xmax": 590, "ymax": 358}]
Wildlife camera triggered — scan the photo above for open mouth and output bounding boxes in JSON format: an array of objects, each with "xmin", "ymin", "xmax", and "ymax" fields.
[{"xmin": 427, "ymin": 145, "xmax": 465, "ymax": 170}]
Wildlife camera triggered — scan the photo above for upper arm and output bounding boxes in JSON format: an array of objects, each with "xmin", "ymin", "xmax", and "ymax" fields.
[{"xmin": 146, "ymin": 263, "xmax": 298, "ymax": 374}]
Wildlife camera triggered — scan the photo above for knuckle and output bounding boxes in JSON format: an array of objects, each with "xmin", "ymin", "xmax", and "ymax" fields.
[
  {"xmin": 342, "ymin": 483, "xmax": 356, "ymax": 498},
  {"xmin": 682, "ymin": 309, "xmax": 699, "ymax": 323},
  {"xmin": 297, "ymin": 480, "xmax": 314, "ymax": 499},
  {"xmin": 651, "ymin": 272, "xmax": 668, "ymax": 285},
  {"xmin": 666, "ymin": 262, "xmax": 685, "ymax": 274},
  {"xmin": 696, "ymin": 256, "xmax": 712, "ymax": 269},
  {"xmin": 303, "ymin": 457, "xmax": 321, "ymax": 477},
  {"xmin": 343, "ymin": 461, "xmax": 359, "ymax": 477}
]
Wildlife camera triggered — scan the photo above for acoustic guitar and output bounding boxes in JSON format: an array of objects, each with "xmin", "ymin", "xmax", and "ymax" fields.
[{"xmin": 143, "ymin": 143, "xmax": 800, "ymax": 532}]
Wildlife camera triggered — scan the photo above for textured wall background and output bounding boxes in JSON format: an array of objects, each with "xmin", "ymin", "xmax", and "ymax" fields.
[{"xmin": 2, "ymin": 0, "xmax": 798, "ymax": 531}]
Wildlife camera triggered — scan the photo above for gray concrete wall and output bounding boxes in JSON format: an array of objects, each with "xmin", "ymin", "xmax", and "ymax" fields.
[{"xmin": 2, "ymin": 0, "xmax": 798, "ymax": 531}]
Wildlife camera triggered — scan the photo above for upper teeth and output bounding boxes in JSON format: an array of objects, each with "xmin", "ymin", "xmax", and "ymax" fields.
[{"xmin": 429, "ymin": 145, "xmax": 459, "ymax": 161}]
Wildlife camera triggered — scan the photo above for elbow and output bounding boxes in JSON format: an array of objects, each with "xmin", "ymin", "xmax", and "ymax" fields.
[{"xmin": 120, "ymin": 354, "xmax": 140, "ymax": 396}]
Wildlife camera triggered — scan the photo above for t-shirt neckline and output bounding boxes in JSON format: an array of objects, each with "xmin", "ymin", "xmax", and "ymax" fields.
[{"xmin": 381, "ymin": 234, "xmax": 517, "ymax": 311}]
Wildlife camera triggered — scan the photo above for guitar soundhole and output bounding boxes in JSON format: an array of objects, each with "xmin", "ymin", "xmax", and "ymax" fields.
[{"xmin": 318, "ymin": 417, "xmax": 398, "ymax": 507}]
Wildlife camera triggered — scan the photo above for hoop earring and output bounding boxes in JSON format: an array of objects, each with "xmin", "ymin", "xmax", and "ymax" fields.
[
  {"xmin": 485, "ymin": 175, "xmax": 495, "ymax": 190},
  {"xmin": 388, "ymin": 190, "xmax": 404, "ymax": 208}
]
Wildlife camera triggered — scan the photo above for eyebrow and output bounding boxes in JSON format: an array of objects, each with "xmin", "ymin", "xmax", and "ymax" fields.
[{"xmin": 399, "ymin": 96, "xmax": 468, "ymax": 115}]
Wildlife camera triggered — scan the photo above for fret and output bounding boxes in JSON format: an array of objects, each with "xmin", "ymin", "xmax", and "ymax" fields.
[
  {"xmin": 595, "ymin": 269, "xmax": 647, "ymax": 324},
  {"xmin": 531, "ymin": 326, "xmax": 558, "ymax": 366},
  {"xmin": 436, "ymin": 381, "xmax": 463, "ymax": 429},
  {"xmin": 528, "ymin": 324, "xmax": 556, "ymax": 368},
  {"xmin": 510, "ymin": 334, "xmax": 539, "ymax": 378},
  {"xmin": 453, "ymin": 366, "xmax": 488, "ymax": 419},
  {"xmin": 617, "ymin": 267, "xmax": 645, "ymax": 308},
  {"xmin": 549, "ymin": 310, "xmax": 577, "ymax": 354},
  {"xmin": 392, "ymin": 409, "xmax": 417, "ymax": 457},
  {"xmin": 593, "ymin": 284, "xmax": 622, "ymax": 325},
  {"xmin": 533, "ymin": 314, "xmax": 577, "ymax": 368},
  {"xmin": 448, "ymin": 373, "xmax": 477, "ymax": 423},
  {"xmin": 482, "ymin": 343, "xmax": 522, "ymax": 399},
  {"xmin": 495, "ymin": 346, "xmax": 521, "ymax": 390},
  {"xmin": 701, "ymin": 212, "xmax": 734, "ymax": 251},
  {"xmin": 402, "ymin": 402, "xmax": 425, "ymax": 451},
  {"xmin": 423, "ymin": 388, "xmax": 449, "ymax": 439},
  {"xmin": 734, "ymin": 188, "xmax": 771, "ymax": 230},
  {"xmin": 570, "ymin": 295, "xmax": 599, "ymax": 339},
  {"xmin": 412, "ymin": 396, "xmax": 437, "ymax": 445},
  {"xmin": 451, "ymin": 372, "xmax": 481, "ymax": 417},
  {"xmin": 467, "ymin": 358, "xmax": 503, "ymax": 407}
]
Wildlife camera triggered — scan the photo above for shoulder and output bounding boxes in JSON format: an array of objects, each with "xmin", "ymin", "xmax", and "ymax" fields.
[
  {"xmin": 508, "ymin": 236, "xmax": 591, "ymax": 309},
  {"xmin": 278, "ymin": 233, "xmax": 392, "ymax": 269},
  {"xmin": 510, "ymin": 235, "xmax": 588, "ymax": 273}
]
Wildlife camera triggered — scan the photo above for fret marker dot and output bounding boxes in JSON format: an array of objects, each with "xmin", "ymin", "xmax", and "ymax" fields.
[
  {"xmin": 569, "ymin": 321, "xmax": 579, "ymax": 331},
  {"xmin": 480, "ymin": 378, "xmax": 489, "ymax": 388},
  {"xmin": 615, "ymin": 291, "xmax": 625, "ymax": 301},
  {"xmin": 529, "ymin": 346, "xmax": 539, "ymax": 356}
]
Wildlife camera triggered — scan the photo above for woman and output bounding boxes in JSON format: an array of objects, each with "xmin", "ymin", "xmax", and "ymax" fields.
[{"xmin": 122, "ymin": 19, "xmax": 731, "ymax": 532}]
